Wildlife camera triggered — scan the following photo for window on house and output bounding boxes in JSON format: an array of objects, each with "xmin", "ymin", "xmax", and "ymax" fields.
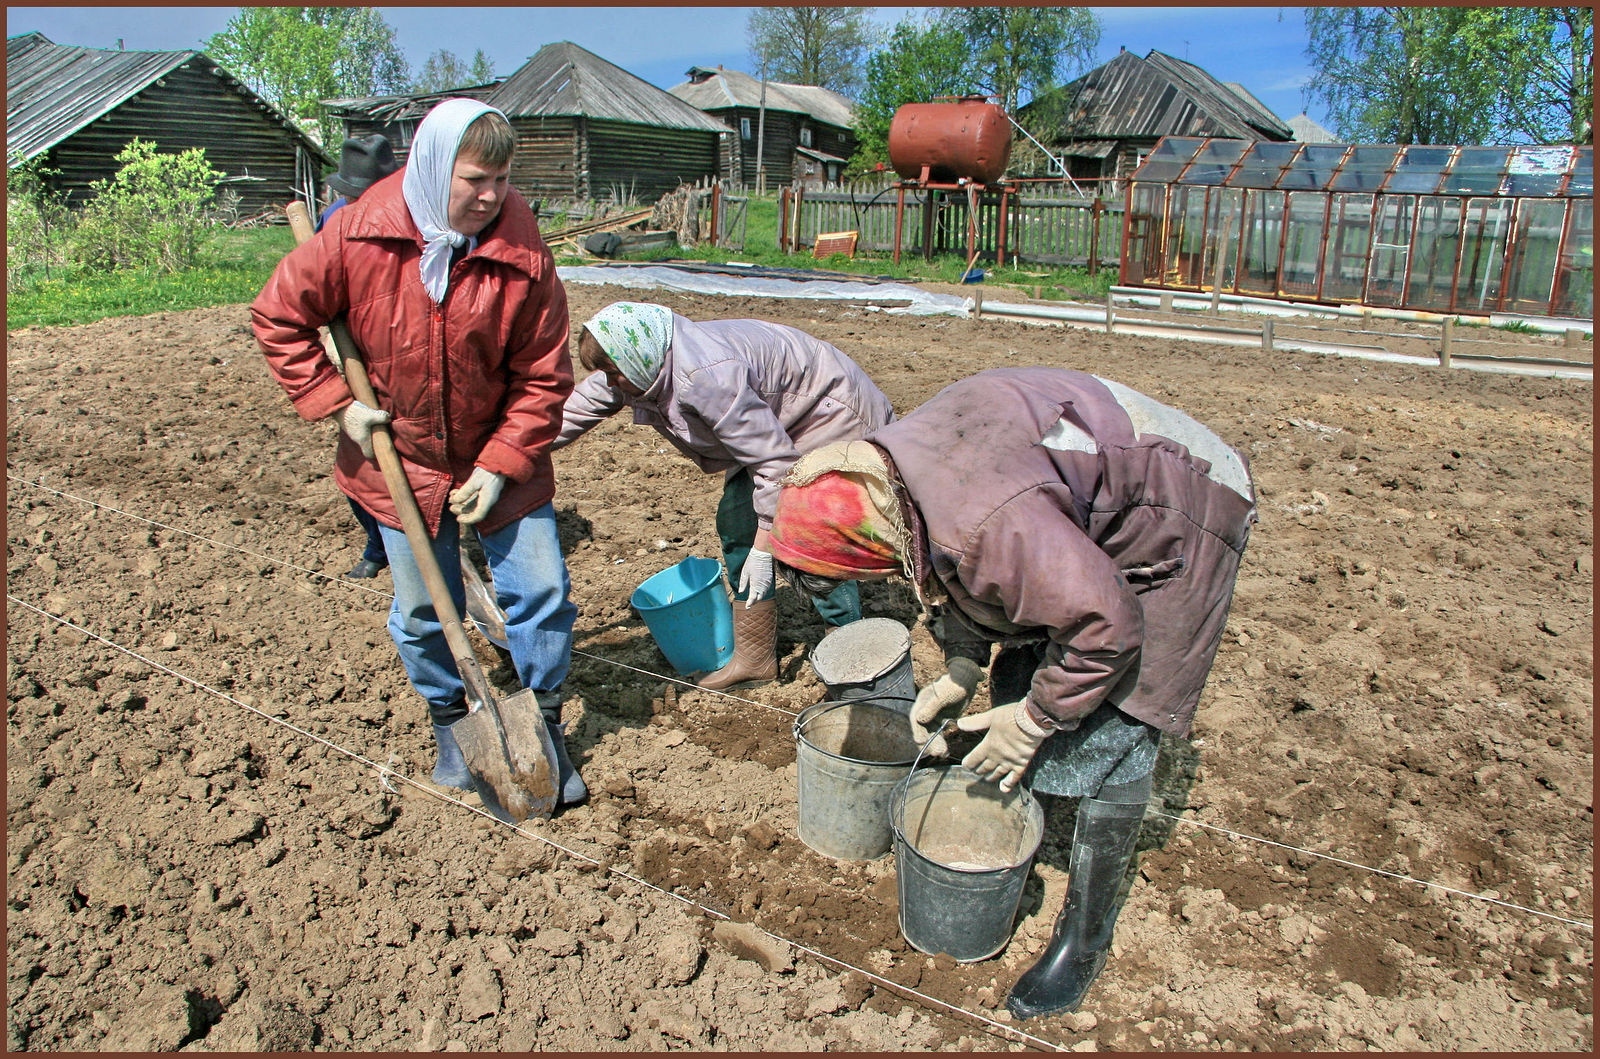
[
  {"xmin": 799, "ymin": 127, "xmax": 813, "ymax": 147},
  {"xmin": 741, "ymin": 117, "xmax": 752, "ymax": 140}
]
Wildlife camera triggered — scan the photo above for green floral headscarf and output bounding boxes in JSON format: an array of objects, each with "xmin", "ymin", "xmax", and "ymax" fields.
[{"xmin": 582, "ymin": 302, "xmax": 673, "ymax": 392}]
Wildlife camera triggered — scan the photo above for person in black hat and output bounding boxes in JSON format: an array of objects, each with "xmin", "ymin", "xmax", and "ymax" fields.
[
  {"xmin": 316, "ymin": 133, "xmax": 400, "ymax": 233},
  {"xmin": 317, "ymin": 133, "xmax": 401, "ymax": 577}
]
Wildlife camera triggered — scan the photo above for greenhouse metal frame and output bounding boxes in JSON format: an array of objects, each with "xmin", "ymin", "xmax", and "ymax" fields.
[{"xmin": 1120, "ymin": 136, "xmax": 1594, "ymax": 320}]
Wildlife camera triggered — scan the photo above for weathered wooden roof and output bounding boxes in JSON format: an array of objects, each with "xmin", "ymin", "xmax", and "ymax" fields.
[
  {"xmin": 1288, "ymin": 112, "xmax": 1337, "ymax": 144},
  {"xmin": 1022, "ymin": 48, "xmax": 1291, "ymax": 143},
  {"xmin": 669, "ymin": 66, "xmax": 855, "ymax": 131},
  {"xmin": 6, "ymin": 32, "xmax": 328, "ymax": 165},
  {"xmin": 487, "ymin": 41, "xmax": 727, "ymax": 133},
  {"xmin": 323, "ymin": 83, "xmax": 502, "ymax": 123}
]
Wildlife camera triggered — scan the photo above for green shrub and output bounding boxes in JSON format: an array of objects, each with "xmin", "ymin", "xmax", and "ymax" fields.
[
  {"xmin": 70, "ymin": 139, "xmax": 223, "ymax": 273},
  {"xmin": 5, "ymin": 154, "xmax": 74, "ymax": 284}
]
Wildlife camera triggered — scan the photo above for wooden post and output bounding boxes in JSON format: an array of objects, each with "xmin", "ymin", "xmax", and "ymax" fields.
[
  {"xmin": 1088, "ymin": 197, "xmax": 1102, "ymax": 277},
  {"xmin": 1440, "ymin": 317, "xmax": 1453, "ymax": 368},
  {"xmin": 973, "ymin": 290, "xmax": 984, "ymax": 320},
  {"xmin": 1105, "ymin": 292, "xmax": 1115, "ymax": 334},
  {"xmin": 1262, "ymin": 318, "xmax": 1274, "ymax": 352},
  {"xmin": 1210, "ymin": 207, "xmax": 1232, "ymax": 313},
  {"xmin": 1564, "ymin": 328, "xmax": 1583, "ymax": 348},
  {"xmin": 1160, "ymin": 291, "xmax": 1174, "ymax": 314},
  {"xmin": 1033, "ymin": 284, "xmax": 1042, "ymax": 300},
  {"xmin": 778, "ymin": 187, "xmax": 790, "ymax": 253}
]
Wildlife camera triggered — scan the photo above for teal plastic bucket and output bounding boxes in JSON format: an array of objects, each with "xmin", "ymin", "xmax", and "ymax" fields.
[{"xmin": 630, "ymin": 557, "xmax": 735, "ymax": 675}]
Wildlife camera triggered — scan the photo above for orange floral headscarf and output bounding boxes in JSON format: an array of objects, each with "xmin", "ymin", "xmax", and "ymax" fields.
[{"xmin": 769, "ymin": 442, "xmax": 906, "ymax": 581}]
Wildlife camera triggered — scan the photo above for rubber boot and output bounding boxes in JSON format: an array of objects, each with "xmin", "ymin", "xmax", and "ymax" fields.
[
  {"xmin": 698, "ymin": 596, "xmax": 778, "ymax": 691},
  {"xmin": 1006, "ymin": 778, "xmax": 1150, "ymax": 1019},
  {"xmin": 538, "ymin": 693, "xmax": 588, "ymax": 808},
  {"xmin": 430, "ymin": 723, "xmax": 474, "ymax": 790}
]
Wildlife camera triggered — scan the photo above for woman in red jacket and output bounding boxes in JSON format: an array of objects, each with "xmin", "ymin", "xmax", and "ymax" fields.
[{"xmin": 252, "ymin": 99, "xmax": 584, "ymax": 807}]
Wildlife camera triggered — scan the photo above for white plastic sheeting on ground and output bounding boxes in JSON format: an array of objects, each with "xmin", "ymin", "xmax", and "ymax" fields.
[{"xmin": 557, "ymin": 265, "xmax": 974, "ymax": 316}]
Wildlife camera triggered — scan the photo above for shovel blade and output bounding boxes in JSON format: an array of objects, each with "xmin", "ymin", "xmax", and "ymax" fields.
[
  {"xmin": 451, "ymin": 688, "xmax": 559, "ymax": 823},
  {"xmin": 460, "ymin": 554, "xmax": 510, "ymax": 651}
]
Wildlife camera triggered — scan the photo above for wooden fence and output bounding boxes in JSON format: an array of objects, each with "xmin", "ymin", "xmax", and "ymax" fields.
[{"xmin": 782, "ymin": 186, "xmax": 1122, "ymax": 269}]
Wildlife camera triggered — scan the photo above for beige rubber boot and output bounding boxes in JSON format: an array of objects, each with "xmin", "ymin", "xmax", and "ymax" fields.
[{"xmin": 698, "ymin": 597, "xmax": 778, "ymax": 690}]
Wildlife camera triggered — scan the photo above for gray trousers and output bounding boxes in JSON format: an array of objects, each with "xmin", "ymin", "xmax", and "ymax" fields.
[{"xmin": 990, "ymin": 642, "xmax": 1161, "ymax": 799}]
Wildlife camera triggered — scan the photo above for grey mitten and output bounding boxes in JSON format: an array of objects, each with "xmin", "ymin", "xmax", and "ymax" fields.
[{"xmin": 909, "ymin": 656, "xmax": 986, "ymax": 756}]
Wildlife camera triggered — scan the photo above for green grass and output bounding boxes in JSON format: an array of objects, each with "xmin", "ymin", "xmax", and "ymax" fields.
[
  {"xmin": 8, "ymin": 196, "xmax": 1111, "ymax": 331},
  {"xmin": 558, "ymin": 193, "xmax": 1116, "ymax": 303},
  {"xmin": 7, "ymin": 225, "xmax": 296, "ymax": 330}
]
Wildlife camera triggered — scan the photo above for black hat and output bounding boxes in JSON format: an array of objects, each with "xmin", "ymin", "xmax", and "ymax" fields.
[{"xmin": 327, "ymin": 134, "xmax": 399, "ymax": 198}]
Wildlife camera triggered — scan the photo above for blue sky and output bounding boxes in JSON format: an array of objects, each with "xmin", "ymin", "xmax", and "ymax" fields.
[{"xmin": 6, "ymin": 6, "xmax": 1327, "ymax": 127}]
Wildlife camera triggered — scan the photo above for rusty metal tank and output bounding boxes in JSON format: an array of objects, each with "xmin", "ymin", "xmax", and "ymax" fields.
[{"xmin": 888, "ymin": 100, "xmax": 1013, "ymax": 184}]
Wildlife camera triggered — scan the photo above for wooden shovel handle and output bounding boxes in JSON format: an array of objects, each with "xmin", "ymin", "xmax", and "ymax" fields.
[{"xmin": 284, "ymin": 201, "xmax": 496, "ymax": 710}]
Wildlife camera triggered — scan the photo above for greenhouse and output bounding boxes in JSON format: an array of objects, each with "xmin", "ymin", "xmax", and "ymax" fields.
[{"xmin": 1120, "ymin": 137, "xmax": 1594, "ymax": 320}]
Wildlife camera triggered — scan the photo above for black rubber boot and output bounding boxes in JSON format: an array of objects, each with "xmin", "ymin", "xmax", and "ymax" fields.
[{"xmin": 1006, "ymin": 775, "xmax": 1150, "ymax": 1019}]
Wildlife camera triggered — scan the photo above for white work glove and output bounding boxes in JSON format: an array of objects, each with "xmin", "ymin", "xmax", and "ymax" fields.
[
  {"xmin": 957, "ymin": 700, "xmax": 1052, "ymax": 793},
  {"xmin": 336, "ymin": 399, "xmax": 391, "ymax": 459},
  {"xmin": 909, "ymin": 657, "xmax": 986, "ymax": 756},
  {"xmin": 449, "ymin": 467, "xmax": 506, "ymax": 526},
  {"xmin": 737, "ymin": 549, "xmax": 774, "ymax": 608}
]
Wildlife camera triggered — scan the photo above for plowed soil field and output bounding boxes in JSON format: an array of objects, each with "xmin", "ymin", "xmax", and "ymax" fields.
[{"xmin": 7, "ymin": 280, "xmax": 1592, "ymax": 1051}]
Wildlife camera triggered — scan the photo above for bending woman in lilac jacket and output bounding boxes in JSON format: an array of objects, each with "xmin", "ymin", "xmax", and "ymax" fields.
[
  {"xmin": 553, "ymin": 302, "xmax": 895, "ymax": 690},
  {"xmin": 767, "ymin": 366, "xmax": 1256, "ymax": 1019}
]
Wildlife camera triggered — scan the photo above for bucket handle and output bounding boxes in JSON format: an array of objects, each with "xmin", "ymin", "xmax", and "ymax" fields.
[
  {"xmin": 910, "ymin": 719, "xmax": 951, "ymax": 773},
  {"xmin": 890, "ymin": 719, "xmax": 950, "ymax": 847}
]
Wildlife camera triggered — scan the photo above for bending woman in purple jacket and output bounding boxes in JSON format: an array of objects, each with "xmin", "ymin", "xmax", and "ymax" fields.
[
  {"xmin": 766, "ymin": 366, "xmax": 1256, "ymax": 1019},
  {"xmin": 553, "ymin": 302, "xmax": 895, "ymax": 690}
]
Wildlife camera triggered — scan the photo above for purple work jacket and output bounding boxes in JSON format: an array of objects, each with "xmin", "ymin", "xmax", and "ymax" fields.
[
  {"xmin": 870, "ymin": 367, "xmax": 1257, "ymax": 737},
  {"xmin": 555, "ymin": 315, "xmax": 895, "ymax": 527}
]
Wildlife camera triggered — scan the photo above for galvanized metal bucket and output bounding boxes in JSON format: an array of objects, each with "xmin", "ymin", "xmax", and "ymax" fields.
[
  {"xmin": 890, "ymin": 763, "xmax": 1045, "ymax": 962},
  {"xmin": 792, "ymin": 697, "xmax": 919, "ymax": 860},
  {"xmin": 809, "ymin": 618, "xmax": 916, "ymax": 710}
]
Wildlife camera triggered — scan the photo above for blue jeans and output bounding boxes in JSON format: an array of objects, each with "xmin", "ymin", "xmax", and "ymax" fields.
[
  {"xmin": 348, "ymin": 496, "xmax": 387, "ymax": 565},
  {"xmin": 378, "ymin": 504, "xmax": 577, "ymax": 727}
]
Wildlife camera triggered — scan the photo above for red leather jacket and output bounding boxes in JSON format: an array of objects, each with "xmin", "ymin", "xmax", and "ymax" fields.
[{"xmin": 251, "ymin": 171, "xmax": 572, "ymax": 536}]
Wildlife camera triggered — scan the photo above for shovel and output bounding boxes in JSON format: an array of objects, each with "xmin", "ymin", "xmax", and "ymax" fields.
[{"xmin": 286, "ymin": 201, "xmax": 558, "ymax": 823}]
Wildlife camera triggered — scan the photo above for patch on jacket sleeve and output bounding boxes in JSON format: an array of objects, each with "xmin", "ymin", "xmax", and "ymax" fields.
[
  {"xmin": 1094, "ymin": 376, "xmax": 1253, "ymax": 501},
  {"xmin": 1040, "ymin": 417, "xmax": 1097, "ymax": 454}
]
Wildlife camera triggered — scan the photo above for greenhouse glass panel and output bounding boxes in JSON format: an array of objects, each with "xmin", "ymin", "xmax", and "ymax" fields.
[
  {"xmin": 1405, "ymin": 197, "xmax": 1464, "ymax": 312},
  {"xmin": 1238, "ymin": 190, "xmax": 1286, "ymax": 293},
  {"xmin": 1504, "ymin": 146, "xmax": 1573, "ymax": 196},
  {"xmin": 1384, "ymin": 146, "xmax": 1453, "ymax": 193},
  {"xmin": 1441, "ymin": 147, "xmax": 1511, "ymax": 195},
  {"xmin": 1278, "ymin": 144, "xmax": 1350, "ymax": 190},
  {"xmin": 1330, "ymin": 146, "xmax": 1399, "ymax": 191},
  {"xmin": 1180, "ymin": 139, "xmax": 1248, "ymax": 185},
  {"xmin": 1163, "ymin": 184, "xmax": 1211, "ymax": 287},
  {"xmin": 1278, "ymin": 192, "xmax": 1327, "ymax": 298},
  {"xmin": 1366, "ymin": 196, "xmax": 1415, "ymax": 306},
  {"xmin": 1202, "ymin": 187, "xmax": 1244, "ymax": 289},
  {"xmin": 1552, "ymin": 199, "xmax": 1593, "ymax": 318},
  {"xmin": 1123, "ymin": 183, "xmax": 1166, "ymax": 284},
  {"xmin": 1131, "ymin": 137, "xmax": 1204, "ymax": 182},
  {"xmin": 1505, "ymin": 200, "xmax": 1569, "ymax": 314},
  {"xmin": 1227, "ymin": 142, "xmax": 1301, "ymax": 188},
  {"xmin": 1321, "ymin": 193, "xmax": 1373, "ymax": 302},
  {"xmin": 1566, "ymin": 147, "xmax": 1593, "ymax": 197},
  {"xmin": 1456, "ymin": 198, "xmax": 1513, "ymax": 312}
]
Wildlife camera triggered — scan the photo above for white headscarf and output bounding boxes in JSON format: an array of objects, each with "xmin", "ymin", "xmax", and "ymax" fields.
[
  {"xmin": 401, "ymin": 97, "xmax": 505, "ymax": 303},
  {"xmin": 583, "ymin": 302, "xmax": 674, "ymax": 392}
]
